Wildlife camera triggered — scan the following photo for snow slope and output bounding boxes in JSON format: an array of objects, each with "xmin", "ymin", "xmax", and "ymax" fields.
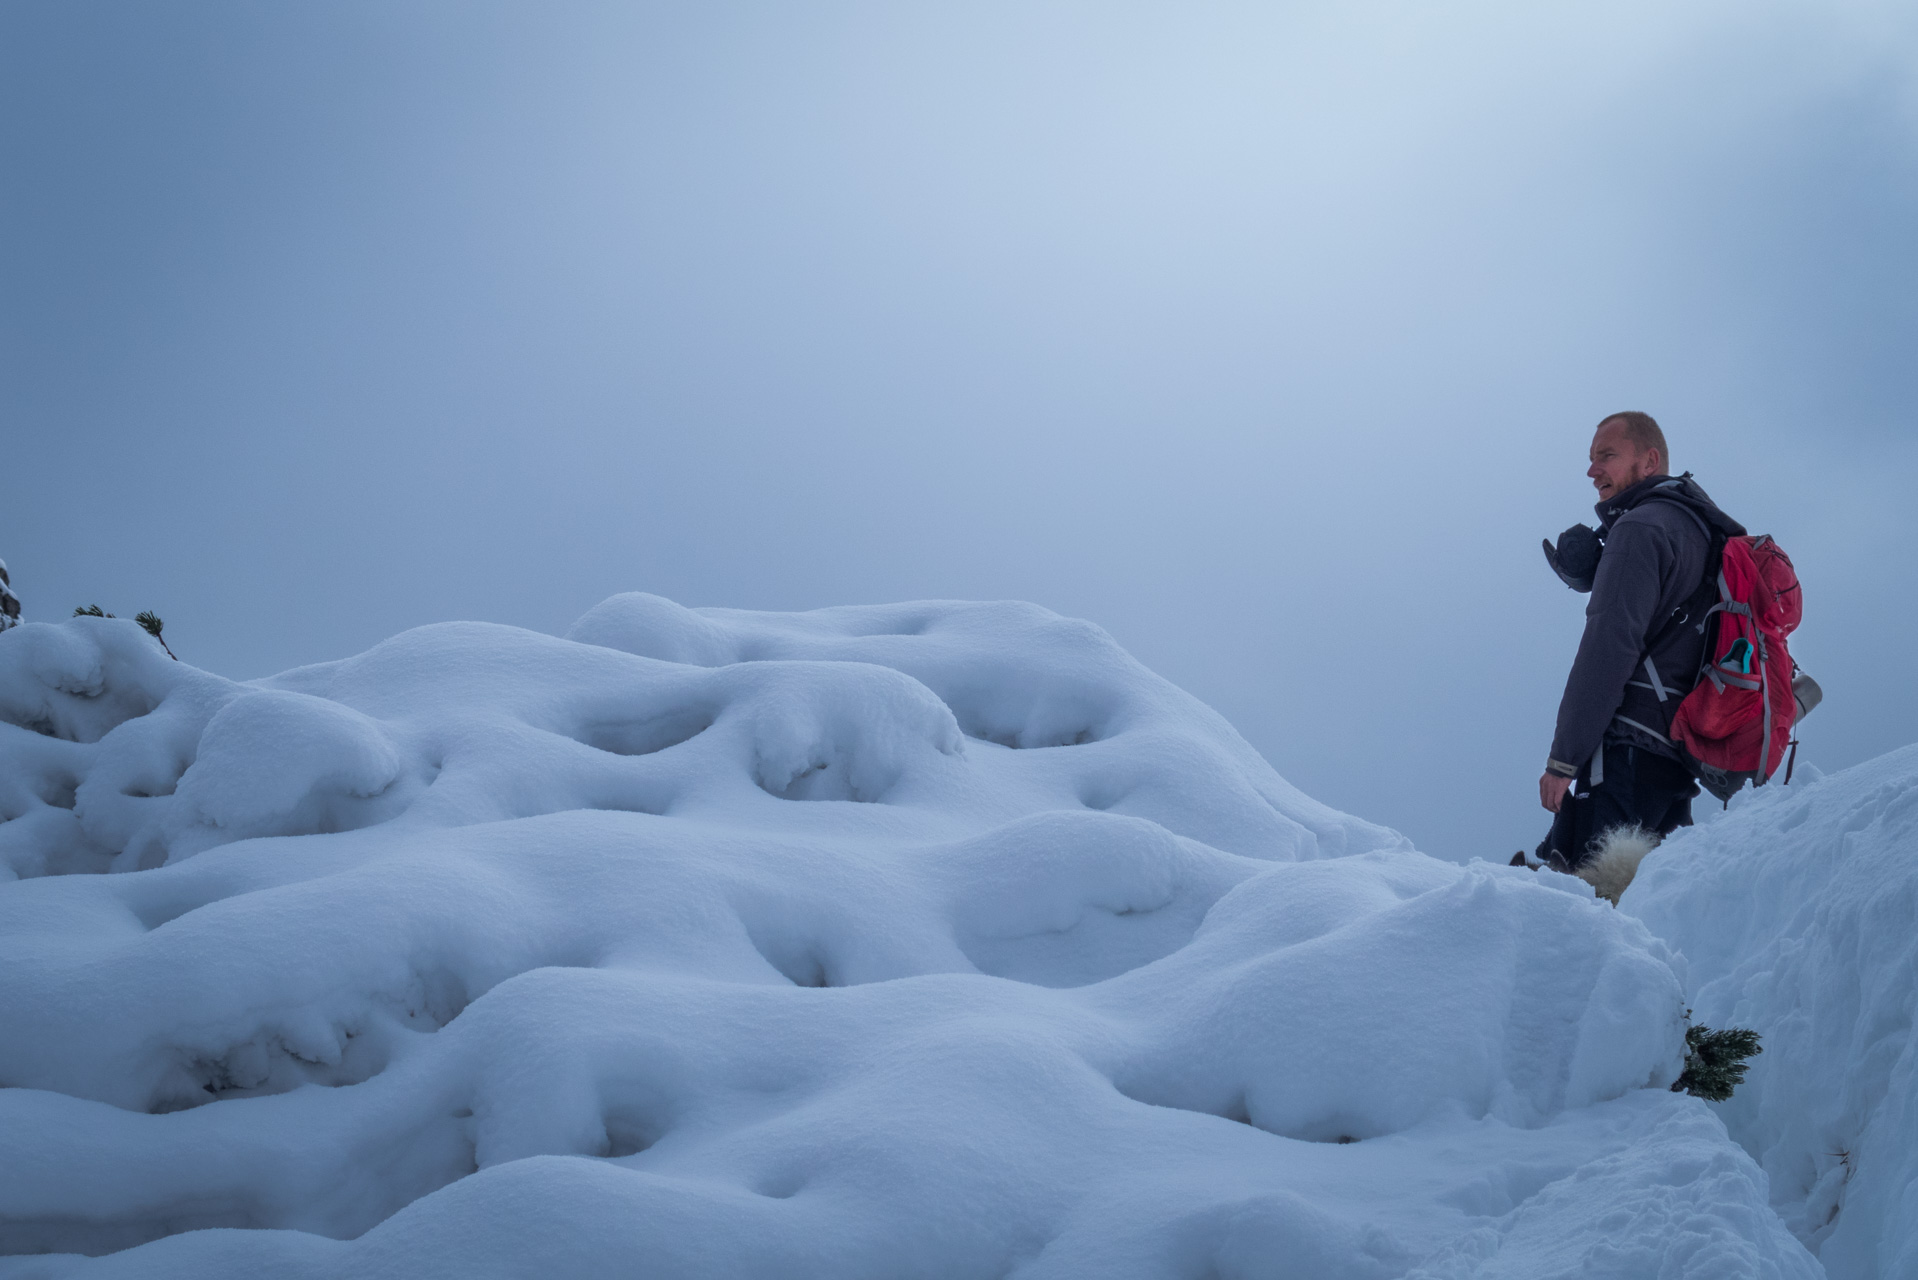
[
  {"xmin": 1629, "ymin": 746, "xmax": 1918, "ymax": 1280},
  {"xmin": 0, "ymin": 597, "xmax": 1817, "ymax": 1277}
]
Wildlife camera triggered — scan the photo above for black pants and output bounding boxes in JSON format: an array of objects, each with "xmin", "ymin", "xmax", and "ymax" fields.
[{"xmin": 1537, "ymin": 740, "xmax": 1698, "ymax": 872}]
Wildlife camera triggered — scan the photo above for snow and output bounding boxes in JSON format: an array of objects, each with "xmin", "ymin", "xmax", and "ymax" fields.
[
  {"xmin": 1628, "ymin": 745, "xmax": 1918, "ymax": 1279},
  {"xmin": 0, "ymin": 597, "xmax": 1821, "ymax": 1276}
]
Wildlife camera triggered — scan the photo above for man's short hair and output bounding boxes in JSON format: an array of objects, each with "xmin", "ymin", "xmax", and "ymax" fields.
[{"xmin": 1598, "ymin": 411, "xmax": 1668, "ymax": 469}]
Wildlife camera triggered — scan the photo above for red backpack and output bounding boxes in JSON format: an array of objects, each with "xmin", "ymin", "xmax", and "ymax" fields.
[{"xmin": 1669, "ymin": 534, "xmax": 1805, "ymax": 800}]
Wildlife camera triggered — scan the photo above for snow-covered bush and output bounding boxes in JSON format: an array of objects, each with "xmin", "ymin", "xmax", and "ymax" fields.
[{"xmin": 0, "ymin": 598, "xmax": 1818, "ymax": 1277}]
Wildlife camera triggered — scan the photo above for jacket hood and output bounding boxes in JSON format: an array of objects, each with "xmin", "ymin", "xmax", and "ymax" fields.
[{"xmin": 1596, "ymin": 472, "xmax": 1746, "ymax": 539}]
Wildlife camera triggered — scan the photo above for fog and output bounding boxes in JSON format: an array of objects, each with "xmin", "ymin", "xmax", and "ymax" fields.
[{"xmin": 5, "ymin": 0, "xmax": 1915, "ymax": 861}]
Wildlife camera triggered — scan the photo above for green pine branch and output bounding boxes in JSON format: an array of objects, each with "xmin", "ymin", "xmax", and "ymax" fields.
[{"xmin": 1672, "ymin": 1024, "xmax": 1762, "ymax": 1102}]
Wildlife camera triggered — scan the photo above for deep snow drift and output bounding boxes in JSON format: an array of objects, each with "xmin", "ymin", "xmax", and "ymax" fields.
[
  {"xmin": 0, "ymin": 598, "xmax": 1818, "ymax": 1277},
  {"xmin": 1629, "ymin": 746, "xmax": 1918, "ymax": 1280}
]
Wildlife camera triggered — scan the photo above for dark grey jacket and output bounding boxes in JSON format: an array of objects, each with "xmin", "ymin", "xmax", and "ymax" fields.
[{"xmin": 1547, "ymin": 474, "xmax": 1743, "ymax": 776}]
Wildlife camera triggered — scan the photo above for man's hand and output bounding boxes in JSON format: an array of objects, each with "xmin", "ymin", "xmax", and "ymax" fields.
[{"xmin": 1539, "ymin": 771, "xmax": 1574, "ymax": 813}]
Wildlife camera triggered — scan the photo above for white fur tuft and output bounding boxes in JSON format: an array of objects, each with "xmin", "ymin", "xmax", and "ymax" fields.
[{"xmin": 1577, "ymin": 825, "xmax": 1660, "ymax": 905}]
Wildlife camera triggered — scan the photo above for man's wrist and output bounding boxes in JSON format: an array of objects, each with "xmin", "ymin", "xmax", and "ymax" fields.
[{"xmin": 1545, "ymin": 758, "xmax": 1579, "ymax": 778}]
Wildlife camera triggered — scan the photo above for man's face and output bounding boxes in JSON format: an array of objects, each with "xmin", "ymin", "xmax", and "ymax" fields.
[{"xmin": 1587, "ymin": 423, "xmax": 1660, "ymax": 502}]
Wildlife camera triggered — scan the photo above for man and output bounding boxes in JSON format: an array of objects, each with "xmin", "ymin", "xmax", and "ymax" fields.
[{"xmin": 1533, "ymin": 412, "xmax": 1744, "ymax": 871}]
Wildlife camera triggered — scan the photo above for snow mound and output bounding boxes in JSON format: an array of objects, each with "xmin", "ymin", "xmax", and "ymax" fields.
[
  {"xmin": 1629, "ymin": 745, "xmax": 1918, "ymax": 1280},
  {"xmin": 0, "ymin": 599, "xmax": 1817, "ymax": 1277}
]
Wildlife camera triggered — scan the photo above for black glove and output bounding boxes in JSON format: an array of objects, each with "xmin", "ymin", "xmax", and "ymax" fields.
[{"xmin": 1542, "ymin": 523, "xmax": 1602, "ymax": 592}]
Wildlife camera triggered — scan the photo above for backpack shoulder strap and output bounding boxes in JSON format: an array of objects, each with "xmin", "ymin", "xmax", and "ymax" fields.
[{"xmin": 1637, "ymin": 496, "xmax": 1728, "ymax": 659}]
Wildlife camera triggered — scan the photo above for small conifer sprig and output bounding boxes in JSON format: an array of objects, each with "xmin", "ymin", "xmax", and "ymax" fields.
[
  {"xmin": 1672, "ymin": 1023, "xmax": 1762, "ymax": 1102},
  {"xmin": 135, "ymin": 611, "xmax": 178, "ymax": 660},
  {"xmin": 73, "ymin": 605, "xmax": 179, "ymax": 660}
]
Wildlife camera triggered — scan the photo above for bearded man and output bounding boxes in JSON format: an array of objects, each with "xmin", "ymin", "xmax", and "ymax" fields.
[{"xmin": 1533, "ymin": 411, "xmax": 1744, "ymax": 871}]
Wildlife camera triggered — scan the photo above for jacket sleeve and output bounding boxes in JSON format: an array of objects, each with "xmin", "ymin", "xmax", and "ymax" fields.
[{"xmin": 1548, "ymin": 516, "xmax": 1675, "ymax": 773}]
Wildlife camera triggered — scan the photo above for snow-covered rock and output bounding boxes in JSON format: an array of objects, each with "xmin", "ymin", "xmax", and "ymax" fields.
[
  {"xmin": 0, "ymin": 598, "xmax": 1818, "ymax": 1277},
  {"xmin": 1629, "ymin": 746, "xmax": 1918, "ymax": 1280}
]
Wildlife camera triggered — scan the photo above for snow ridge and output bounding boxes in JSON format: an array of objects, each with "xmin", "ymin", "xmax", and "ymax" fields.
[
  {"xmin": 1629, "ymin": 745, "xmax": 1918, "ymax": 1279},
  {"xmin": 0, "ymin": 597, "xmax": 1816, "ymax": 1277}
]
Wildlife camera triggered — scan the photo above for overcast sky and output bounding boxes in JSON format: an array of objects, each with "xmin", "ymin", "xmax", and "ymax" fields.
[{"xmin": 5, "ymin": 0, "xmax": 1915, "ymax": 862}]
